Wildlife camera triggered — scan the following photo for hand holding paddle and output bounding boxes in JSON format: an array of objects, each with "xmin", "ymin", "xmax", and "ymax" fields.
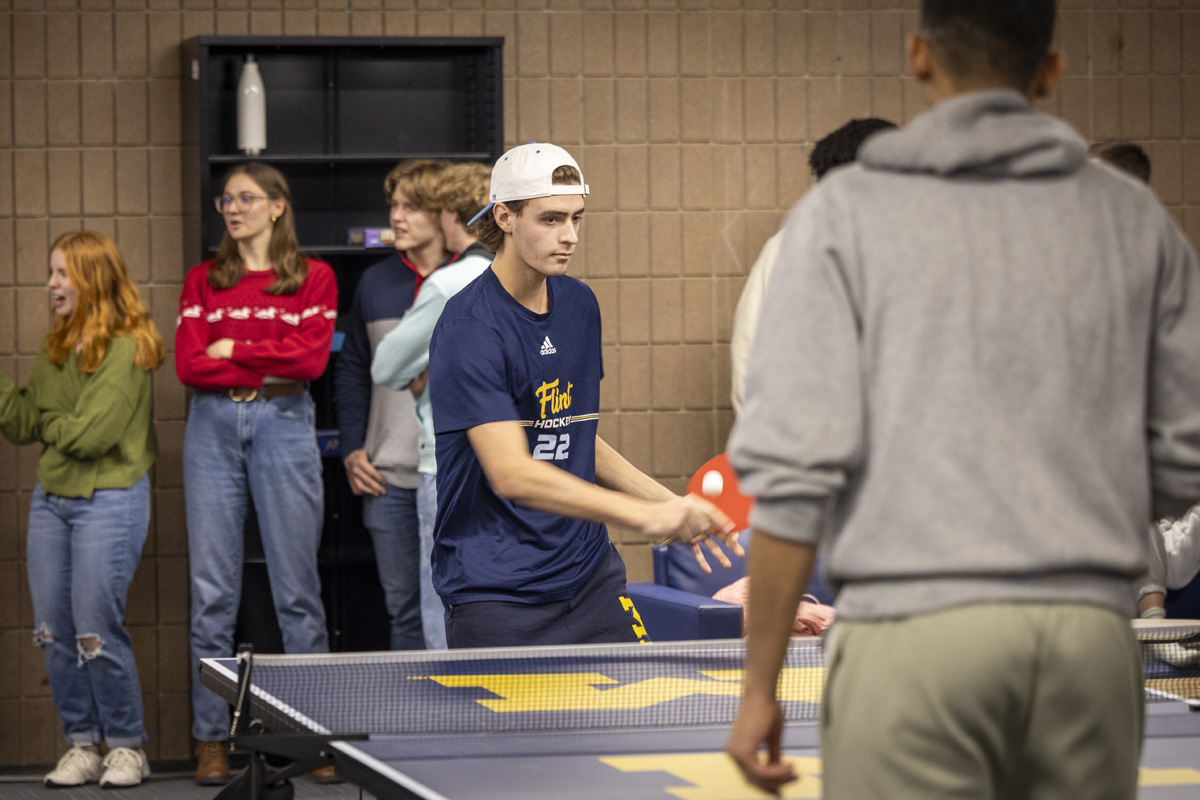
[{"xmin": 641, "ymin": 494, "xmax": 742, "ymax": 574}]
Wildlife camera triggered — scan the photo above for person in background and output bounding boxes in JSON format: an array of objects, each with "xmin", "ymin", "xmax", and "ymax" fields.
[
  {"xmin": 1090, "ymin": 140, "xmax": 1152, "ymax": 185},
  {"xmin": 725, "ymin": 1, "xmax": 1200, "ymax": 797},
  {"xmin": 1139, "ymin": 506, "xmax": 1200, "ymax": 666},
  {"xmin": 335, "ymin": 160, "xmax": 457, "ymax": 651},
  {"xmin": 0, "ymin": 231, "xmax": 164, "ymax": 788},
  {"xmin": 730, "ymin": 118, "xmax": 896, "ymax": 413},
  {"xmin": 176, "ymin": 163, "xmax": 337, "ymax": 785},
  {"xmin": 371, "ymin": 160, "xmax": 494, "ymax": 649},
  {"xmin": 1090, "ymin": 141, "xmax": 1180, "ymax": 625},
  {"xmin": 1090, "ymin": 142, "xmax": 1200, "ymax": 662}
]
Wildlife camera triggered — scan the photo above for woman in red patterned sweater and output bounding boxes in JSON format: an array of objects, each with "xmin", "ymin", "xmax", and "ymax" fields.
[{"xmin": 175, "ymin": 163, "xmax": 336, "ymax": 784}]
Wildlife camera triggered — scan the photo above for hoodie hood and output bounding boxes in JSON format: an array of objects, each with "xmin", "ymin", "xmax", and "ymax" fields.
[{"xmin": 860, "ymin": 89, "xmax": 1087, "ymax": 178}]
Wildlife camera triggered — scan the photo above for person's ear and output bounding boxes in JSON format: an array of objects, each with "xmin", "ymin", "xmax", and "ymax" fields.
[
  {"xmin": 494, "ymin": 203, "xmax": 515, "ymax": 234},
  {"xmin": 1031, "ymin": 51, "xmax": 1067, "ymax": 100},
  {"xmin": 907, "ymin": 34, "xmax": 934, "ymax": 85},
  {"xmin": 269, "ymin": 197, "xmax": 286, "ymax": 222}
]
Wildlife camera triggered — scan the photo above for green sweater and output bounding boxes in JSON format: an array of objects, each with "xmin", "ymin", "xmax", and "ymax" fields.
[{"xmin": 0, "ymin": 337, "xmax": 157, "ymax": 499}]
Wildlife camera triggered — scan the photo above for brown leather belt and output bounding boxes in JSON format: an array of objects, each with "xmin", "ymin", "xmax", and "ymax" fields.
[{"xmin": 223, "ymin": 382, "xmax": 307, "ymax": 403}]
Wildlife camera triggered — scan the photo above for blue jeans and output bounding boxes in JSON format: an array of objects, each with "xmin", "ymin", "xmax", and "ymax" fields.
[
  {"xmin": 417, "ymin": 473, "xmax": 446, "ymax": 649},
  {"xmin": 183, "ymin": 392, "xmax": 328, "ymax": 742},
  {"xmin": 362, "ymin": 484, "xmax": 424, "ymax": 650},
  {"xmin": 27, "ymin": 475, "xmax": 150, "ymax": 748}
]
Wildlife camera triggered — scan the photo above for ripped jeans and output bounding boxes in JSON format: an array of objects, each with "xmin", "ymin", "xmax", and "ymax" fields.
[{"xmin": 27, "ymin": 476, "xmax": 150, "ymax": 749}]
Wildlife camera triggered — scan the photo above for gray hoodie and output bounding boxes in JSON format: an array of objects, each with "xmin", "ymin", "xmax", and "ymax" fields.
[{"xmin": 729, "ymin": 90, "xmax": 1200, "ymax": 621}]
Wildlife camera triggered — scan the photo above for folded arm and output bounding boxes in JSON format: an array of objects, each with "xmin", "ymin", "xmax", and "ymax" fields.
[
  {"xmin": 40, "ymin": 340, "xmax": 146, "ymax": 460},
  {"xmin": 175, "ymin": 272, "xmax": 265, "ymax": 390},
  {"xmin": 371, "ymin": 282, "xmax": 446, "ymax": 390}
]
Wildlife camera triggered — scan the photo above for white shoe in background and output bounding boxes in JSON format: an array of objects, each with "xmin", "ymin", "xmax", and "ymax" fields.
[
  {"xmin": 99, "ymin": 747, "xmax": 151, "ymax": 788},
  {"xmin": 44, "ymin": 743, "xmax": 103, "ymax": 787}
]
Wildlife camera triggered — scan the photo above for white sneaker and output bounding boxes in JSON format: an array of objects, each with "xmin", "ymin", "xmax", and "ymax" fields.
[
  {"xmin": 99, "ymin": 747, "xmax": 150, "ymax": 788},
  {"xmin": 44, "ymin": 744, "xmax": 103, "ymax": 787}
]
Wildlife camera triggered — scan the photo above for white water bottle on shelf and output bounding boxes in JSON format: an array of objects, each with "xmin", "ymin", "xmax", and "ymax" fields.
[{"xmin": 237, "ymin": 54, "xmax": 266, "ymax": 156}]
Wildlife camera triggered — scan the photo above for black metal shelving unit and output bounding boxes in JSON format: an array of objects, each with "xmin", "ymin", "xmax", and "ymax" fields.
[{"xmin": 181, "ymin": 35, "xmax": 504, "ymax": 653}]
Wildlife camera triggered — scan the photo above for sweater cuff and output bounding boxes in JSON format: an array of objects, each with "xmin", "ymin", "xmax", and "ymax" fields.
[
  {"xmin": 749, "ymin": 496, "xmax": 827, "ymax": 545},
  {"xmin": 40, "ymin": 413, "xmax": 63, "ymax": 446},
  {"xmin": 339, "ymin": 431, "xmax": 367, "ymax": 455}
]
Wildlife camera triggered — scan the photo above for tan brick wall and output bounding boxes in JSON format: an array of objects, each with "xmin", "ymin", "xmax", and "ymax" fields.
[{"xmin": 0, "ymin": 0, "xmax": 1196, "ymax": 766}]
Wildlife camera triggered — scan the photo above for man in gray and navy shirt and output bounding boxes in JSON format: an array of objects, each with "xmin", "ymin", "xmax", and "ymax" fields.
[{"xmin": 334, "ymin": 159, "xmax": 456, "ymax": 651}]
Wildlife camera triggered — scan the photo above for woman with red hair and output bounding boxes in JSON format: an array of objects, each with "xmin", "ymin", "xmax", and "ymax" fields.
[{"xmin": 0, "ymin": 231, "xmax": 164, "ymax": 788}]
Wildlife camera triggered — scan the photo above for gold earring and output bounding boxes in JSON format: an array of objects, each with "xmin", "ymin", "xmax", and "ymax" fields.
[{"xmin": 270, "ymin": 216, "xmax": 277, "ymax": 223}]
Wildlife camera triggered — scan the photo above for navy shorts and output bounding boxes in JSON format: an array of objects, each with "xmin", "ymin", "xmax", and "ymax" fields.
[{"xmin": 445, "ymin": 544, "xmax": 650, "ymax": 648}]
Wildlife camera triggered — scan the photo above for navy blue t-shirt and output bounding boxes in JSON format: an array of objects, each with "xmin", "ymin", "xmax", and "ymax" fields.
[{"xmin": 429, "ymin": 269, "xmax": 610, "ymax": 604}]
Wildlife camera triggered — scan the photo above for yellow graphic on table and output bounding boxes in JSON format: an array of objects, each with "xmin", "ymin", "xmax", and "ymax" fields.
[
  {"xmin": 596, "ymin": 756, "xmax": 1200, "ymax": 799},
  {"xmin": 601, "ymin": 754, "xmax": 823, "ymax": 800},
  {"xmin": 412, "ymin": 668, "xmax": 825, "ymax": 712},
  {"xmin": 1139, "ymin": 766, "xmax": 1200, "ymax": 785}
]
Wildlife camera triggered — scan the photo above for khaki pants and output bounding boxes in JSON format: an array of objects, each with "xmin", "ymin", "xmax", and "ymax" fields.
[{"xmin": 822, "ymin": 604, "xmax": 1143, "ymax": 800}]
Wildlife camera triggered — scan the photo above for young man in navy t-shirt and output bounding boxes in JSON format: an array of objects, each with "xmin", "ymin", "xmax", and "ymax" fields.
[{"xmin": 428, "ymin": 143, "xmax": 740, "ymax": 648}]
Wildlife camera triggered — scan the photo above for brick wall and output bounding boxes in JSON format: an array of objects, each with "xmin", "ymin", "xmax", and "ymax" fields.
[{"xmin": 0, "ymin": 0, "xmax": 1197, "ymax": 766}]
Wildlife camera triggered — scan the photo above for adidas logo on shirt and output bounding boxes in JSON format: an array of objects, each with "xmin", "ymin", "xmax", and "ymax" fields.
[{"xmin": 540, "ymin": 336, "xmax": 557, "ymax": 356}]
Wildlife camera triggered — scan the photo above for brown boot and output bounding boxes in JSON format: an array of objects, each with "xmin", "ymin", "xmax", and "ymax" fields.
[
  {"xmin": 311, "ymin": 764, "xmax": 343, "ymax": 784},
  {"xmin": 194, "ymin": 740, "xmax": 230, "ymax": 785}
]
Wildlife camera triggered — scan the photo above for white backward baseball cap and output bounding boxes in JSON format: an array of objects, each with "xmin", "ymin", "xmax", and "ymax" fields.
[{"xmin": 467, "ymin": 142, "xmax": 589, "ymax": 226}]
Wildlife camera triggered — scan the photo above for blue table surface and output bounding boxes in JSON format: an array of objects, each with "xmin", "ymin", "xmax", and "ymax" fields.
[{"xmin": 203, "ymin": 650, "xmax": 1200, "ymax": 800}]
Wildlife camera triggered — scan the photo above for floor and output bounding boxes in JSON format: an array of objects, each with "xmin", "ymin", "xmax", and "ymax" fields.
[{"xmin": 0, "ymin": 768, "xmax": 373, "ymax": 799}]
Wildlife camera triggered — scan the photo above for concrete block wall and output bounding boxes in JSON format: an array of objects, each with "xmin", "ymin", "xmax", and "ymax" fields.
[{"xmin": 0, "ymin": 0, "xmax": 1196, "ymax": 765}]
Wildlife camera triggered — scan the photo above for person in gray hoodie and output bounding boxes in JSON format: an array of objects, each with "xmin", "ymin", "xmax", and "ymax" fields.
[{"xmin": 724, "ymin": 1, "xmax": 1200, "ymax": 798}]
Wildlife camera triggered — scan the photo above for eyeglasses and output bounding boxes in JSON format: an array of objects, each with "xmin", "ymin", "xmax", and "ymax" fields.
[{"xmin": 215, "ymin": 193, "xmax": 269, "ymax": 213}]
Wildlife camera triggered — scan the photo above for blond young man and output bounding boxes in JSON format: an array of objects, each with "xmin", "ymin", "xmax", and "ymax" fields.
[
  {"xmin": 334, "ymin": 160, "xmax": 456, "ymax": 650},
  {"xmin": 372, "ymin": 161, "xmax": 495, "ymax": 649}
]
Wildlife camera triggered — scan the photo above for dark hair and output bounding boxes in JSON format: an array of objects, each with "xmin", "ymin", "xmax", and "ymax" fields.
[
  {"xmin": 211, "ymin": 163, "xmax": 307, "ymax": 295},
  {"xmin": 809, "ymin": 118, "xmax": 898, "ymax": 180},
  {"xmin": 1090, "ymin": 141, "xmax": 1151, "ymax": 184},
  {"xmin": 476, "ymin": 165, "xmax": 582, "ymax": 252},
  {"xmin": 921, "ymin": 0, "xmax": 1057, "ymax": 90}
]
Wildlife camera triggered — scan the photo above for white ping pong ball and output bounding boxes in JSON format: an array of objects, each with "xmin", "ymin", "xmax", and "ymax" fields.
[{"xmin": 701, "ymin": 470, "xmax": 723, "ymax": 497}]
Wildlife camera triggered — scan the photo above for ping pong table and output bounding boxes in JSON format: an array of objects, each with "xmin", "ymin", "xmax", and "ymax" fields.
[{"xmin": 200, "ymin": 630, "xmax": 1200, "ymax": 800}]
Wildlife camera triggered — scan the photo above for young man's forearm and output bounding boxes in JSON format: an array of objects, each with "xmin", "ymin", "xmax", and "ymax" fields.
[
  {"xmin": 594, "ymin": 436, "xmax": 676, "ymax": 503},
  {"xmin": 468, "ymin": 422, "xmax": 663, "ymax": 528},
  {"xmin": 466, "ymin": 421, "xmax": 734, "ymax": 550}
]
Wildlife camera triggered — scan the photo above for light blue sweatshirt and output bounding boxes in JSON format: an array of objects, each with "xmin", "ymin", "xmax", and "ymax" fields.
[
  {"xmin": 729, "ymin": 90, "xmax": 1200, "ymax": 621},
  {"xmin": 371, "ymin": 251, "xmax": 494, "ymax": 475}
]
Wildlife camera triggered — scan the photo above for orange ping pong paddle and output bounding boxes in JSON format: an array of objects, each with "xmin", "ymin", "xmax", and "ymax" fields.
[{"xmin": 686, "ymin": 452, "xmax": 754, "ymax": 532}]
